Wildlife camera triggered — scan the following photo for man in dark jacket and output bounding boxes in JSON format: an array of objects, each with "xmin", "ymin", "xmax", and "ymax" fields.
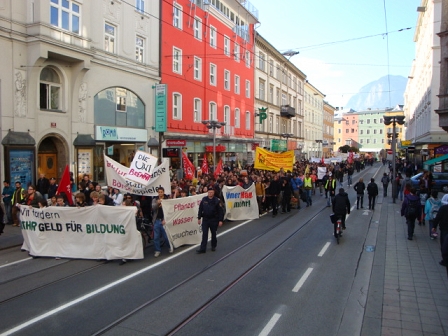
[
  {"xmin": 266, "ymin": 174, "xmax": 282, "ymax": 217},
  {"xmin": 367, "ymin": 178, "xmax": 379, "ymax": 210},
  {"xmin": 197, "ymin": 188, "xmax": 224, "ymax": 253},
  {"xmin": 36, "ymin": 174, "xmax": 50, "ymax": 200},
  {"xmin": 332, "ymin": 188, "xmax": 351, "ymax": 236},
  {"xmin": 432, "ymin": 194, "xmax": 448, "ymax": 270},
  {"xmin": 401, "ymin": 187, "xmax": 422, "ymax": 240}
]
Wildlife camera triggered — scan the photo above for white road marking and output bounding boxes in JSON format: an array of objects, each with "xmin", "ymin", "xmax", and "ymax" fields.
[
  {"xmin": 259, "ymin": 313, "xmax": 282, "ymax": 336},
  {"xmin": 292, "ymin": 267, "xmax": 313, "ymax": 293},
  {"xmin": 0, "ymin": 257, "xmax": 32, "ymax": 269},
  {"xmin": 0, "ymin": 218, "xmax": 256, "ymax": 335},
  {"xmin": 317, "ymin": 242, "xmax": 331, "ymax": 257}
]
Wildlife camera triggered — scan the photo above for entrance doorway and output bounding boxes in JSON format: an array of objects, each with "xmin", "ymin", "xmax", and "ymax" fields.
[
  {"xmin": 38, "ymin": 153, "xmax": 57, "ymax": 179},
  {"xmin": 38, "ymin": 135, "xmax": 68, "ymax": 181}
]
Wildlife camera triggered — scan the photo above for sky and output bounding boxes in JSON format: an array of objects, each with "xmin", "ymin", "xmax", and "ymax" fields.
[{"xmin": 249, "ymin": 0, "xmax": 422, "ymax": 109}]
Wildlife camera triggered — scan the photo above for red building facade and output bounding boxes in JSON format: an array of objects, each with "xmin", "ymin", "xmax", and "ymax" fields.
[{"xmin": 160, "ymin": 0, "xmax": 259, "ymax": 169}]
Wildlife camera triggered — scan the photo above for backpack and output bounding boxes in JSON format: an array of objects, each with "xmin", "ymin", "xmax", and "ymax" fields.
[
  {"xmin": 381, "ymin": 176, "xmax": 389, "ymax": 185},
  {"xmin": 405, "ymin": 197, "xmax": 420, "ymax": 218},
  {"xmin": 429, "ymin": 199, "xmax": 441, "ymax": 220}
]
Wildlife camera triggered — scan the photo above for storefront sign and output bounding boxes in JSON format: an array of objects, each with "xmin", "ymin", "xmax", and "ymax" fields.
[
  {"xmin": 155, "ymin": 84, "xmax": 167, "ymax": 132},
  {"xmin": 435, "ymin": 145, "xmax": 448, "ymax": 155},
  {"xmin": 166, "ymin": 140, "xmax": 186, "ymax": 147},
  {"xmin": 95, "ymin": 126, "xmax": 147, "ymax": 142},
  {"xmin": 270, "ymin": 139, "xmax": 287, "ymax": 152},
  {"xmin": 205, "ymin": 145, "xmax": 226, "ymax": 152}
]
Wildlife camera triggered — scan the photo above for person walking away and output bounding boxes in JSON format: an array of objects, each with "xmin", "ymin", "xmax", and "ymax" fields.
[
  {"xmin": 432, "ymin": 194, "xmax": 448, "ymax": 269},
  {"xmin": 353, "ymin": 178, "xmax": 366, "ymax": 209},
  {"xmin": 332, "ymin": 188, "xmax": 351, "ymax": 236},
  {"xmin": 425, "ymin": 190, "xmax": 441, "ymax": 239},
  {"xmin": 268, "ymin": 175, "xmax": 281, "ymax": 217},
  {"xmin": 196, "ymin": 188, "xmax": 224, "ymax": 253},
  {"xmin": 367, "ymin": 178, "xmax": 379, "ymax": 210},
  {"xmin": 2, "ymin": 181, "xmax": 14, "ymax": 225},
  {"xmin": 321, "ymin": 171, "xmax": 329, "ymax": 197},
  {"xmin": 281, "ymin": 177, "xmax": 292, "ymax": 213},
  {"xmin": 401, "ymin": 187, "xmax": 421, "ymax": 240},
  {"xmin": 400, "ymin": 173, "xmax": 411, "ymax": 201},
  {"xmin": 381, "ymin": 173, "xmax": 390, "ymax": 197},
  {"xmin": 152, "ymin": 187, "xmax": 173, "ymax": 257},
  {"xmin": 347, "ymin": 165, "xmax": 354, "ymax": 188},
  {"xmin": 325, "ymin": 174, "xmax": 337, "ymax": 207},
  {"xmin": 290, "ymin": 173, "xmax": 303, "ymax": 209},
  {"xmin": 303, "ymin": 173, "xmax": 313, "ymax": 207},
  {"xmin": 11, "ymin": 181, "xmax": 25, "ymax": 227}
]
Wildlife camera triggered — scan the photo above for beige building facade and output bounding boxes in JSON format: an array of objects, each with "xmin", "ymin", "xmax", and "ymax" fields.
[
  {"xmin": 304, "ymin": 81, "xmax": 325, "ymax": 159},
  {"xmin": 323, "ymin": 102, "xmax": 335, "ymax": 157}
]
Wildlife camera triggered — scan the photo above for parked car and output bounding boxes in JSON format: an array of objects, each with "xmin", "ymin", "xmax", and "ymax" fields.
[{"xmin": 410, "ymin": 172, "xmax": 448, "ymax": 193}]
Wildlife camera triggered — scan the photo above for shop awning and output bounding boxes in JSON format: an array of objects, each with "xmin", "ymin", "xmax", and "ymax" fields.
[
  {"xmin": 1, "ymin": 130, "xmax": 35, "ymax": 145},
  {"xmin": 423, "ymin": 154, "xmax": 448, "ymax": 166},
  {"xmin": 73, "ymin": 134, "xmax": 95, "ymax": 146}
]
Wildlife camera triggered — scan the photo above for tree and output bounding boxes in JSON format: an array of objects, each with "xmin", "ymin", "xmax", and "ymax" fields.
[{"xmin": 338, "ymin": 145, "xmax": 359, "ymax": 153}]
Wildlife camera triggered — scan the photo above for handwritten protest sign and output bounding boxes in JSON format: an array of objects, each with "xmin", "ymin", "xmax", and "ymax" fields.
[{"xmin": 127, "ymin": 150, "xmax": 159, "ymax": 185}]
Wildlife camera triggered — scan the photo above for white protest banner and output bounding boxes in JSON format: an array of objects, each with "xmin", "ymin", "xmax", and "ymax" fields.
[
  {"xmin": 105, "ymin": 156, "xmax": 171, "ymax": 196},
  {"xmin": 317, "ymin": 167, "xmax": 327, "ymax": 180},
  {"xmin": 223, "ymin": 184, "xmax": 259, "ymax": 220},
  {"xmin": 127, "ymin": 150, "xmax": 158, "ymax": 185},
  {"xmin": 20, "ymin": 205, "xmax": 143, "ymax": 260},
  {"xmin": 163, "ymin": 194, "xmax": 203, "ymax": 248}
]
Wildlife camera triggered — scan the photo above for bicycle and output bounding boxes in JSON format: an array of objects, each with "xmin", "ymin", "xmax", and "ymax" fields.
[{"xmin": 335, "ymin": 216, "xmax": 342, "ymax": 244}]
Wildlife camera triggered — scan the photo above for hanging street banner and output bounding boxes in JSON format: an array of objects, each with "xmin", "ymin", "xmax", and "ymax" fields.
[
  {"xmin": 155, "ymin": 84, "xmax": 167, "ymax": 132},
  {"xmin": 105, "ymin": 156, "xmax": 170, "ymax": 196},
  {"xmin": 127, "ymin": 150, "xmax": 158, "ymax": 186},
  {"xmin": 222, "ymin": 184, "xmax": 259, "ymax": 220},
  {"xmin": 163, "ymin": 194, "xmax": 203, "ymax": 248},
  {"xmin": 254, "ymin": 147, "xmax": 294, "ymax": 171},
  {"xmin": 20, "ymin": 205, "xmax": 143, "ymax": 260}
]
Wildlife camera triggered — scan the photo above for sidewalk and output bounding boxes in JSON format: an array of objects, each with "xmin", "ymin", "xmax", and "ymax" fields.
[
  {"xmin": 0, "ymin": 224, "xmax": 23, "ymax": 250},
  {"xmin": 363, "ymin": 186, "xmax": 448, "ymax": 335}
]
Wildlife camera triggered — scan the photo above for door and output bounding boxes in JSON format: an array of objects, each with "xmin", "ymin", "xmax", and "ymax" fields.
[{"xmin": 38, "ymin": 154, "xmax": 57, "ymax": 179}]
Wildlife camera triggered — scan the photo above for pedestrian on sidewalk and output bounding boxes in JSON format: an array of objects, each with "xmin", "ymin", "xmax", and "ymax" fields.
[
  {"xmin": 2, "ymin": 181, "xmax": 14, "ymax": 224},
  {"xmin": 353, "ymin": 178, "xmax": 366, "ymax": 209},
  {"xmin": 425, "ymin": 190, "xmax": 441, "ymax": 239},
  {"xmin": 381, "ymin": 173, "xmax": 390, "ymax": 197},
  {"xmin": 401, "ymin": 187, "xmax": 421, "ymax": 240},
  {"xmin": 432, "ymin": 194, "xmax": 448, "ymax": 269},
  {"xmin": 367, "ymin": 178, "xmax": 379, "ymax": 210}
]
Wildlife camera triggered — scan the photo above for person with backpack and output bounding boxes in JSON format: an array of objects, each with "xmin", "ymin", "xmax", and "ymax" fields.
[
  {"xmin": 401, "ymin": 187, "xmax": 422, "ymax": 240},
  {"xmin": 381, "ymin": 173, "xmax": 390, "ymax": 197},
  {"xmin": 367, "ymin": 178, "xmax": 379, "ymax": 210},
  {"xmin": 353, "ymin": 178, "xmax": 366, "ymax": 209},
  {"xmin": 425, "ymin": 190, "xmax": 441, "ymax": 240},
  {"xmin": 290, "ymin": 173, "xmax": 303, "ymax": 209}
]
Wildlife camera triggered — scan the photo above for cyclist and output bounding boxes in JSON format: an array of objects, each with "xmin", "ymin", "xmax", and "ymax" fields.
[{"xmin": 332, "ymin": 188, "xmax": 351, "ymax": 237}]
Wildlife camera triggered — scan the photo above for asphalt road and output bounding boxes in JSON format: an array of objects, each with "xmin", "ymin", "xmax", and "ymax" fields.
[{"xmin": 0, "ymin": 164, "xmax": 382, "ymax": 336}]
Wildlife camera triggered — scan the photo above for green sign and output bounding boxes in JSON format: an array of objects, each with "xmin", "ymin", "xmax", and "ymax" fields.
[
  {"xmin": 271, "ymin": 139, "xmax": 287, "ymax": 152},
  {"xmin": 258, "ymin": 107, "xmax": 267, "ymax": 124},
  {"xmin": 155, "ymin": 84, "xmax": 167, "ymax": 132}
]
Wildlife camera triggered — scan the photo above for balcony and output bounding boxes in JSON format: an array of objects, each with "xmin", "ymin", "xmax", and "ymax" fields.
[{"xmin": 280, "ymin": 105, "xmax": 296, "ymax": 118}]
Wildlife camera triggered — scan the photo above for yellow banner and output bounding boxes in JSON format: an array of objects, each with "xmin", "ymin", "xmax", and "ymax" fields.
[
  {"xmin": 401, "ymin": 140, "xmax": 412, "ymax": 147},
  {"xmin": 254, "ymin": 147, "xmax": 294, "ymax": 172}
]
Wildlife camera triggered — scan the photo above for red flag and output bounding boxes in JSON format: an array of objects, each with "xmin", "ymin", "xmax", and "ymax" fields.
[
  {"xmin": 56, "ymin": 165, "xmax": 73, "ymax": 205},
  {"xmin": 182, "ymin": 151, "xmax": 195, "ymax": 180},
  {"xmin": 320, "ymin": 155, "xmax": 325, "ymax": 165},
  {"xmin": 348, "ymin": 151, "xmax": 354, "ymax": 164},
  {"xmin": 214, "ymin": 158, "xmax": 223, "ymax": 179},
  {"xmin": 201, "ymin": 153, "xmax": 209, "ymax": 175}
]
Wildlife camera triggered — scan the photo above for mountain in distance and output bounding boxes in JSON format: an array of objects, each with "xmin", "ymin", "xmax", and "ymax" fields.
[{"xmin": 345, "ymin": 75, "xmax": 407, "ymax": 111}]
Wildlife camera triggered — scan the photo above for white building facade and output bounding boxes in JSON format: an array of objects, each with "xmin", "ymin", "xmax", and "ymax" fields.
[
  {"xmin": 0, "ymin": 0, "xmax": 160, "ymax": 186},
  {"xmin": 304, "ymin": 81, "xmax": 324, "ymax": 159}
]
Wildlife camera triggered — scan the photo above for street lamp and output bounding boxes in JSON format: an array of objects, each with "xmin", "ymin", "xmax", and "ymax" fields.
[
  {"xmin": 202, "ymin": 120, "xmax": 226, "ymax": 172},
  {"xmin": 384, "ymin": 115, "xmax": 405, "ymax": 203}
]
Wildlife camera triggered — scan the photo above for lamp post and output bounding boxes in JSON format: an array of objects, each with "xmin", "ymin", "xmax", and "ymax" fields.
[
  {"xmin": 384, "ymin": 115, "xmax": 405, "ymax": 203},
  {"xmin": 281, "ymin": 133, "xmax": 294, "ymax": 151},
  {"xmin": 202, "ymin": 120, "xmax": 226, "ymax": 173}
]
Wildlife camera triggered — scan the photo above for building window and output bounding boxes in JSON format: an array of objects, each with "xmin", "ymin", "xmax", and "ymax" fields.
[
  {"xmin": 224, "ymin": 36, "xmax": 230, "ymax": 56},
  {"xmin": 104, "ymin": 23, "xmax": 116, "ymax": 53},
  {"xmin": 210, "ymin": 63, "xmax": 217, "ymax": 86},
  {"xmin": 245, "ymin": 51, "xmax": 250, "ymax": 68},
  {"xmin": 367, "ymin": 119, "xmax": 370, "ymax": 124},
  {"xmin": 194, "ymin": 17, "xmax": 202, "ymax": 40},
  {"xmin": 373, "ymin": 129, "xmax": 377, "ymax": 134},
  {"xmin": 360, "ymin": 130, "xmax": 363, "ymax": 135},
  {"xmin": 359, "ymin": 120, "xmax": 364, "ymax": 124},
  {"xmin": 346, "ymin": 129, "xmax": 349, "ymax": 133},
  {"xmin": 173, "ymin": 47, "xmax": 182, "ymax": 74},
  {"xmin": 234, "ymin": 43, "xmax": 240, "ymax": 62},
  {"xmin": 366, "ymin": 130, "xmax": 370, "ymax": 135},
  {"xmin": 360, "ymin": 139, "xmax": 364, "ymax": 144},
  {"xmin": 269, "ymin": 85, "xmax": 274, "ymax": 103},
  {"xmin": 245, "ymin": 80, "xmax": 250, "ymax": 98},
  {"xmin": 136, "ymin": 36, "xmax": 144, "ymax": 63},
  {"xmin": 338, "ymin": 129, "xmax": 341, "ymax": 134},
  {"xmin": 224, "ymin": 70, "xmax": 230, "ymax": 90},
  {"xmin": 136, "ymin": 0, "xmax": 144, "ymax": 13},
  {"xmin": 50, "ymin": 0, "xmax": 80, "ymax": 34},
  {"xmin": 224, "ymin": 105, "xmax": 230, "ymax": 127},
  {"xmin": 351, "ymin": 129, "xmax": 354, "ymax": 133},
  {"xmin": 380, "ymin": 118, "xmax": 383, "ymax": 123},
  {"xmin": 209, "ymin": 102, "xmax": 216, "ymax": 120},
  {"xmin": 352, "ymin": 120, "xmax": 355, "ymax": 124},
  {"xmin": 245, "ymin": 111, "xmax": 250, "ymax": 130},
  {"xmin": 382, "ymin": 139, "xmax": 384, "ymax": 143},
  {"xmin": 366, "ymin": 139, "xmax": 370, "ymax": 144},
  {"xmin": 194, "ymin": 56, "xmax": 202, "ymax": 81},
  {"xmin": 373, "ymin": 139, "xmax": 377, "ymax": 144},
  {"xmin": 39, "ymin": 67, "xmax": 61, "ymax": 110},
  {"xmin": 194, "ymin": 98, "xmax": 201, "ymax": 122},
  {"xmin": 172, "ymin": 93, "xmax": 182, "ymax": 120},
  {"xmin": 258, "ymin": 79, "xmax": 265, "ymax": 100},
  {"xmin": 235, "ymin": 108, "xmax": 240, "ymax": 128},
  {"xmin": 173, "ymin": 4, "xmax": 182, "ymax": 29},
  {"xmin": 210, "ymin": 26, "xmax": 217, "ymax": 48},
  {"xmin": 379, "ymin": 129, "xmax": 383, "ymax": 134},
  {"xmin": 374, "ymin": 118, "xmax": 377, "ymax": 124},
  {"xmin": 259, "ymin": 52, "xmax": 265, "ymax": 71},
  {"xmin": 235, "ymin": 75, "xmax": 240, "ymax": 94},
  {"xmin": 116, "ymin": 88, "xmax": 127, "ymax": 112}
]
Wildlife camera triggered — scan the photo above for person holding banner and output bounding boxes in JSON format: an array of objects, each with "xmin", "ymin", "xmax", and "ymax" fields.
[
  {"xmin": 197, "ymin": 188, "xmax": 224, "ymax": 253},
  {"xmin": 152, "ymin": 187, "xmax": 173, "ymax": 257}
]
